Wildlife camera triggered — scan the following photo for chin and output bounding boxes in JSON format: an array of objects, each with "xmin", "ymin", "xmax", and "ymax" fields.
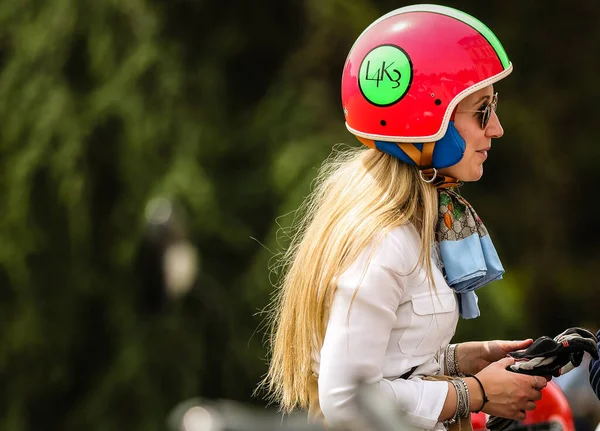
[
  {"xmin": 472, "ymin": 169, "xmax": 484, "ymax": 182},
  {"xmin": 459, "ymin": 169, "xmax": 484, "ymax": 182}
]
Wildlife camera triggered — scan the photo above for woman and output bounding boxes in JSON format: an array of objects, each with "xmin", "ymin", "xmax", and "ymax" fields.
[{"xmin": 262, "ymin": 4, "xmax": 546, "ymax": 430}]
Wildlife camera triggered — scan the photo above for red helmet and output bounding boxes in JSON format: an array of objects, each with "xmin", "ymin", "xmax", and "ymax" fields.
[
  {"xmin": 471, "ymin": 381, "xmax": 575, "ymax": 431},
  {"xmin": 341, "ymin": 4, "xmax": 512, "ymax": 168}
]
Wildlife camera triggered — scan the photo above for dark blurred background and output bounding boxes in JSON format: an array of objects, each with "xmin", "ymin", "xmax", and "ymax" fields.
[{"xmin": 0, "ymin": 0, "xmax": 599, "ymax": 429}]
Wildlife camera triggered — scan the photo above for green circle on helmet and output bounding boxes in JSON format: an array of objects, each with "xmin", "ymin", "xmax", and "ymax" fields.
[{"xmin": 358, "ymin": 44, "xmax": 413, "ymax": 107}]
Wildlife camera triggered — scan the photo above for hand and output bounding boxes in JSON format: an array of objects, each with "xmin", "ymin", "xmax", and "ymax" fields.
[
  {"xmin": 456, "ymin": 339, "xmax": 533, "ymax": 375},
  {"xmin": 476, "ymin": 357, "xmax": 547, "ymax": 420}
]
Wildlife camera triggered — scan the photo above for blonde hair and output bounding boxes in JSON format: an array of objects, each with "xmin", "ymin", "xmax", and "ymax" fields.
[{"xmin": 260, "ymin": 145, "xmax": 438, "ymax": 412}]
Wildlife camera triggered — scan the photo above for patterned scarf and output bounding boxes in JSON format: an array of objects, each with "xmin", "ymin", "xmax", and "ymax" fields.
[{"xmin": 423, "ymin": 169, "xmax": 505, "ymax": 319}]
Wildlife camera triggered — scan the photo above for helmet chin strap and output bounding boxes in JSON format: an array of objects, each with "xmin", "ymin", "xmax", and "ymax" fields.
[
  {"xmin": 419, "ymin": 169, "xmax": 460, "ymax": 189},
  {"xmin": 419, "ymin": 167, "xmax": 461, "ymax": 188},
  {"xmin": 396, "ymin": 123, "xmax": 464, "ymax": 188},
  {"xmin": 354, "ymin": 121, "xmax": 465, "ymax": 188},
  {"xmin": 419, "ymin": 121, "xmax": 465, "ymax": 188},
  {"xmin": 396, "ymin": 141, "xmax": 450, "ymax": 185}
]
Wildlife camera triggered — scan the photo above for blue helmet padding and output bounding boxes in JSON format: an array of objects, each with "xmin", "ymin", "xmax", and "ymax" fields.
[
  {"xmin": 372, "ymin": 121, "xmax": 465, "ymax": 169},
  {"xmin": 431, "ymin": 121, "xmax": 465, "ymax": 169}
]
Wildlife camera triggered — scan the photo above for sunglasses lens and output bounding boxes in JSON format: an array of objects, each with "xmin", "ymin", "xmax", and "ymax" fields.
[
  {"xmin": 482, "ymin": 108, "xmax": 491, "ymax": 129},
  {"xmin": 481, "ymin": 93, "xmax": 498, "ymax": 129}
]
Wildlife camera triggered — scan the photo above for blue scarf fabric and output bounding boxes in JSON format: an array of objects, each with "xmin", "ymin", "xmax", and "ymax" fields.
[{"xmin": 436, "ymin": 188, "xmax": 504, "ymax": 319}]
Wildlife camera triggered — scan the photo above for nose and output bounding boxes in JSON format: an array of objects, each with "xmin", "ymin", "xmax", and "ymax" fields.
[{"xmin": 485, "ymin": 110, "xmax": 504, "ymax": 138}]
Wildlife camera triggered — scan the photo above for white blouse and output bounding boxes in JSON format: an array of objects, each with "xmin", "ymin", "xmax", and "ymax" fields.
[{"xmin": 313, "ymin": 223, "xmax": 460, "ymax": 430}]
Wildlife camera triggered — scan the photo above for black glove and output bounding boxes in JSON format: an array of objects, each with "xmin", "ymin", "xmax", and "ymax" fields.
[
  {"xmin": 486, "ymin": 327, "xmax": 598, "ymax": 431},
  {"xmin": 508, "ymin": 327, "xmax": 598, "ymax": 376}
]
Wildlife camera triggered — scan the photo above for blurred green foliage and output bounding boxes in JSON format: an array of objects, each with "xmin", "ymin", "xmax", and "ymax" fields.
[{"xmin": 0, "ymin": 0, "xmax": 598, "ymax": 429}]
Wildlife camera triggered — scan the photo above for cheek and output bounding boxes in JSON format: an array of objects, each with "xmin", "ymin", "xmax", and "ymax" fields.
[
  {"xmin": 453, "ymin": 118, "xmax": 479, "ymax": 150},
  {"xmin": 462, "ymin": 137, "xmax": 477, "ymax": 155},
  {"xmin": 454, "ymin": 152, "xmax": 483, "ymax": 181}
]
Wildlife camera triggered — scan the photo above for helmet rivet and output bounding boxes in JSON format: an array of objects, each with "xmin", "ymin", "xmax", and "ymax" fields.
[{"xmin": 380, "ymin": 120, "xmax": 387, "ymax": 126}]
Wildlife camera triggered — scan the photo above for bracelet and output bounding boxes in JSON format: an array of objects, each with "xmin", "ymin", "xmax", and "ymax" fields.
[
  {"xmin": 444, "ymin": 380, "xmax": 461, "ymax": 426},
  {"xmin": 444, "ymin": 344, "xmax": 453, "ymax": 375},
  {"xmin": 466, "ymin": 373, "xmax": 489, "ymax": 413},
  {"xmin": 444, "ymin": 377, "xmax": 471, "ymax": 429},
  {"xmin": 457, "ymin": 378, "xmax": 471, "ymax": 418},
  {"xmin": 454, "ymin": 344, "xmax": 464, "ymax": 377},
  {"xmin": 445, "ymin": 344, "xmax": 459, "ymax": 376},
  {"xmin": 445, "ymin": 343, "xmax": 465, "ymax": 377}
]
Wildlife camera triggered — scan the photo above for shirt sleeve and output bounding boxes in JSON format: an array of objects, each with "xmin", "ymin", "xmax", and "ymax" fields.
[
  {"xmin": 440, "ymin": 350, "xmax": 447, "ymax": 375},
  {"xmin": 318, "ymin": 235, "xmax": 449, "ymax": 429}
]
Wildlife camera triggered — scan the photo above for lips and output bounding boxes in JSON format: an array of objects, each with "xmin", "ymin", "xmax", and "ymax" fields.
[{"xmin": 476, "ymin": 148, "xmax": 489, "ymax": 159}]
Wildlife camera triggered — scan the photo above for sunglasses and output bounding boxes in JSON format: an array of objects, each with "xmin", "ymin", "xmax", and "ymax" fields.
[{"xmin": 457, "ymin": 92, "xmax": 498, "ymax": 129}]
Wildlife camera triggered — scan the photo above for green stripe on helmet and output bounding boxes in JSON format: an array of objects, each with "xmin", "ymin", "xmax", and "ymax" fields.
[{"xmin": 397, "ymin": 4, "xmax": 510, "ymax": 69}]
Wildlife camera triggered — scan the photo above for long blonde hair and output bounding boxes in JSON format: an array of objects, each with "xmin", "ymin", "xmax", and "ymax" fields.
[{"xmin": 260, "ymin": 145, "xmax": 438, "ymax": 412}]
